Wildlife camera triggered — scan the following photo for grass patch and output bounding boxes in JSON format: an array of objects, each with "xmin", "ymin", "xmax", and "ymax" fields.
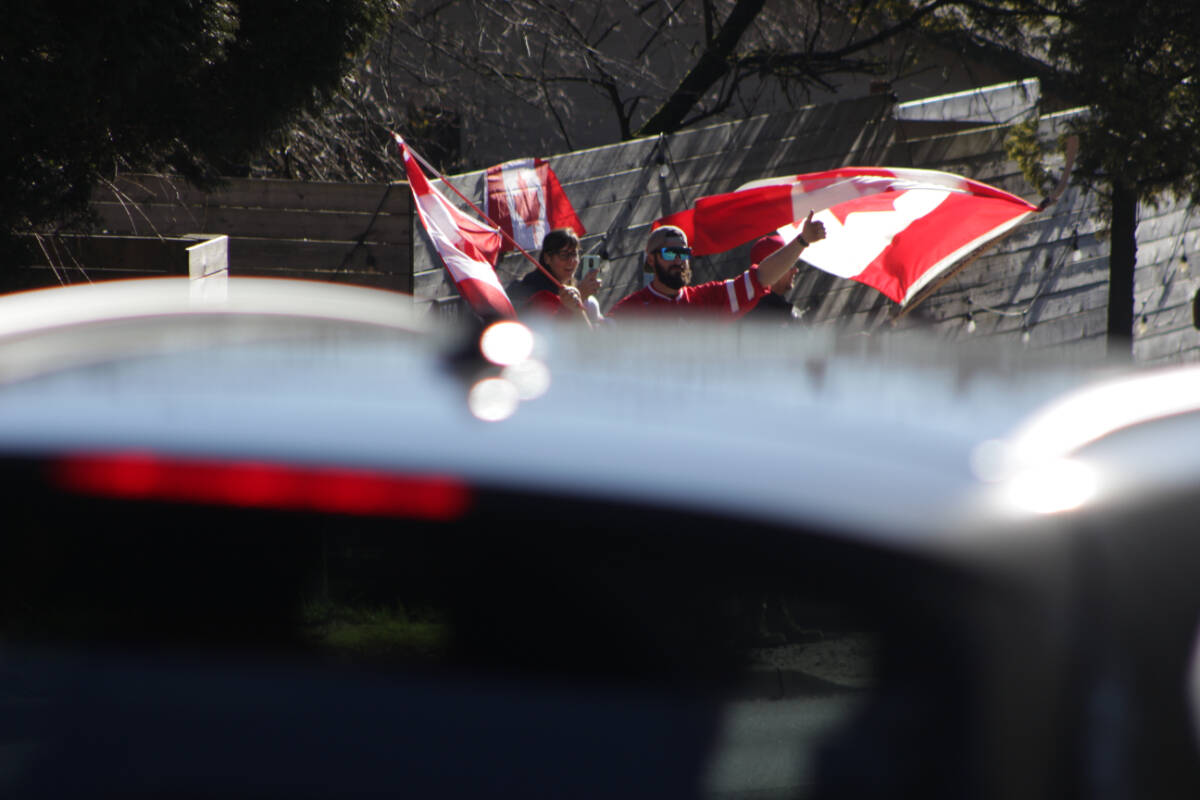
[{"xmin": 301, "ymin": 600, "xmax": 450, "ymax": 665}]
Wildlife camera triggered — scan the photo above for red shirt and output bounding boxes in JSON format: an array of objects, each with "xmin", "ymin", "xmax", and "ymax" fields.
[
  {"xmin": 526, "ymin": 289, "xmax": 567, "ymax": 316},
  {"xmin": 609, "ymin": 267, "xmax": 769, "ymax": 318}
]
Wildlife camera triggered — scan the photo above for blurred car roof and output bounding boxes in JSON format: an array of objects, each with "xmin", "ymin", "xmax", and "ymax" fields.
[
  {"xmin": 5, "ymin": 277, "xmax": 1200, "ymax": 800},
  {"xmin": 0, "ymin": 275, "xmax": 1134, "ymax": 551}
]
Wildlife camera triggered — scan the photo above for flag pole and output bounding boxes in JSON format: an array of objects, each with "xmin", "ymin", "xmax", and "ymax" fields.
[{"xmin": 393, "ymin": 133, "xmax": 569, "ymax": 293}]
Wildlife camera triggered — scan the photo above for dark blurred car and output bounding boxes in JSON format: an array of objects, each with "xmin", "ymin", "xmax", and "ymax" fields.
[{"xmin": 0, "ymin": 277, "xmax": 1198, "ymax": 799}]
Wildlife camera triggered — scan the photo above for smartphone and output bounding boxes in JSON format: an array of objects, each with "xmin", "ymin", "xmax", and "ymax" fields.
[{"xmin": 580, "ymin": 254, "xmax": 603, "ymax": 275}]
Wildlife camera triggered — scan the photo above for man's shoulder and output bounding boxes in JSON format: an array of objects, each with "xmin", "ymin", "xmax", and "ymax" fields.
[
  {"xmin": 687, "ymin": 268, "xmax": 766, "ymax": 309},
  {"xmin": 611, "ymin": 285, "xmax": 671, "ymax": 313},
  {"xmin": 679, "ymin": 275, "xmax": 738, "ymax": 304}
]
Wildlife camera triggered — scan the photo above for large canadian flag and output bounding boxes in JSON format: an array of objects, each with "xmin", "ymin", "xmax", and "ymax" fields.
[
  {"xmin": 657, "ymin": 167, "xmax": 1038, "ymax": 305},
  {"xmin": 485, "ymin": 158, "xmax": 585, "ymax": 253},
  {"xmin": 396, "ymin": 135, "xmax": 515, "ymax": 320}
]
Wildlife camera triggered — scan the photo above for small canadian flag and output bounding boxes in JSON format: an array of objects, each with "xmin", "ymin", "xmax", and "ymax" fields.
[{"xmin": 485, "ymin": 158, "xmax": 585, "ymax": 253}]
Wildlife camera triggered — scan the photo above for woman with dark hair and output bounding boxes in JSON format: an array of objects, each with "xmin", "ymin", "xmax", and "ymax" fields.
[{"xmin": 507, "ymin": 229, "xmax": 602, "ymax": 321}]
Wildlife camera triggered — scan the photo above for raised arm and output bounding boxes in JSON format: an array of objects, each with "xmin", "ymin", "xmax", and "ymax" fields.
[{"xmin": 756, "ymin": 211, "xmax": 826, "ymax": 290}]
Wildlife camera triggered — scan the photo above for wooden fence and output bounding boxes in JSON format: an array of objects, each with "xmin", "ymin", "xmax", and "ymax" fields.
[
  {"xmin": 418, "ymin": 89, "xmax": 1200, "ymax": 365},
  {"xmin": 10, "ymin": 233, "xmax": 226, "ymax": 293},
  {"xmin": 9, "ymin": 175, "xmax": 413, "ymax": 295},
  {"xmin": 8, "ymin": 85, "xmax": 1199, "ymax": 364}
]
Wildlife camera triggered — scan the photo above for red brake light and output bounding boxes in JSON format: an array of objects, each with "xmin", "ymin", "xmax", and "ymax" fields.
[{"xmin": 52, "ymin": 452, "xmax": 472, "ymax": 521}]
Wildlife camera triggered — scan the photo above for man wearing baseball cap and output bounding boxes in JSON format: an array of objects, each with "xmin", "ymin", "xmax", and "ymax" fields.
[
  {"xmin": 609, "ymin": 212, "xmax": 825, "ymax": 317},
  {"xmin": 742, "ymin": 231, "xmax": 801, "ymax": 323}
]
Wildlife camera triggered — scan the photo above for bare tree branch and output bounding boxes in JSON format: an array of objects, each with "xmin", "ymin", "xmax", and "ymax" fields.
[
  {"xmin": 636, "ymin": 0, "xmax": 768, "ymax": 137},
  {"xmin": 266, "ymin": 0, "xmax": 1089, "ymax": 180}
]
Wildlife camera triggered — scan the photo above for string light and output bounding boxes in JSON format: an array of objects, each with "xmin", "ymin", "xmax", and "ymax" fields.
[{"xmin": 961, "ymin": 295, "xmax": 1039, "ymax": 343}]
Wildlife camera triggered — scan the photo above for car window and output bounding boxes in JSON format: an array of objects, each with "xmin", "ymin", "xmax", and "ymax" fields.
[{"xmin": 1, "ymin": 456, "xmax": 977, "ymax": 799}]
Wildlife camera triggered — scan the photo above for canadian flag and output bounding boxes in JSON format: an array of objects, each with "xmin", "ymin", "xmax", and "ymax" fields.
[
  {"xmin": 396, "ymin": 135, "xmax": 515, "ymax": 320},
  {"xmin": 485, "ymin": 158, "xmax": 585, "ymax": 253},
  {"xmin": 657, "ymin": 167, "xmax": 1037, "ymax": 305}
]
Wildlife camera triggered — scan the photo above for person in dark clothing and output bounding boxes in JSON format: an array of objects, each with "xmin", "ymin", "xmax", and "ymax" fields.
[
  {"xmin": 507, "ymin": 228, "xmax": 601, "ymax": 321},
  {"xmin": 743, "ymin": 232, "xmax": 800, "ymax": 324}
]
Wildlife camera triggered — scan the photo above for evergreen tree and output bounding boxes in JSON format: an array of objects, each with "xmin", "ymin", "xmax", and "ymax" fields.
[
  {"xmin": 968, "ymin": 0, "xmax": 1200, "ymax": 352},
  {"xmin": 0, "ymin": 1, "xmax": 395, "ymax": 253}
]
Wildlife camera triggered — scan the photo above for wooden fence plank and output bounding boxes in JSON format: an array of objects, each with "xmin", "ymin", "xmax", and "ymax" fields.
[
  {"xmin": 185, "ymin": 235, "xmax": 228, "ymax": 280},
  {"xmin": 413, "ymin": 268, "xmax": 453, "ymax": 298},
  {"xmin": 1135, "ymin": 319, "xmax": 1200, "ymax": 363},
  {"xmin": 229, "ymin": 238, "xmax": 410, "ymax": 275},
  {"xmin": 93, "ymin": 202, "xmax": 412, "ymax": 245},
  {"xmin": 5, "ymin": 265, "xmax": 175, "ymax": 288},
  {"xmin": 107, "ymin": 175, "xmax": 411, "ymax": 214},
  {"xmin": 225, "ymin": 267, "xmax": 413, "ymax": 293},
  {"xmin": 20, "ymin": 234, "xmax": 190, "ymax": 273}
]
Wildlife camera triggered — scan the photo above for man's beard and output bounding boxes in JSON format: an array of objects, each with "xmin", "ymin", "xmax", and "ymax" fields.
[{"xmin": 654, "ymin": 259, "xmax": 691, "ymax": 290}]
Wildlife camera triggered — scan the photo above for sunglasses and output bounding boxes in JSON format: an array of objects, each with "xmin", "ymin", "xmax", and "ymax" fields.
[{"xmin": 658, "ymin": 247, "xmax": 691, "ymax": 261}]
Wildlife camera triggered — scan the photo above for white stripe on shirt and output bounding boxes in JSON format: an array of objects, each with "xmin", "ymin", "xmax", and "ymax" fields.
[{"xmin": 725, "ymin": 278, "xmax": 740, "ymax": 313}]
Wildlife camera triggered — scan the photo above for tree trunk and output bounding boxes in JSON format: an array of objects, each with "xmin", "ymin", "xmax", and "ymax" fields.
[
  {"xmin": 634, "ymin": 0, "xmax": 767, "ymax": 138},
  {"xmin": 1106, "ymin": 181, "xmax": 1137, "ymax": 360}
]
